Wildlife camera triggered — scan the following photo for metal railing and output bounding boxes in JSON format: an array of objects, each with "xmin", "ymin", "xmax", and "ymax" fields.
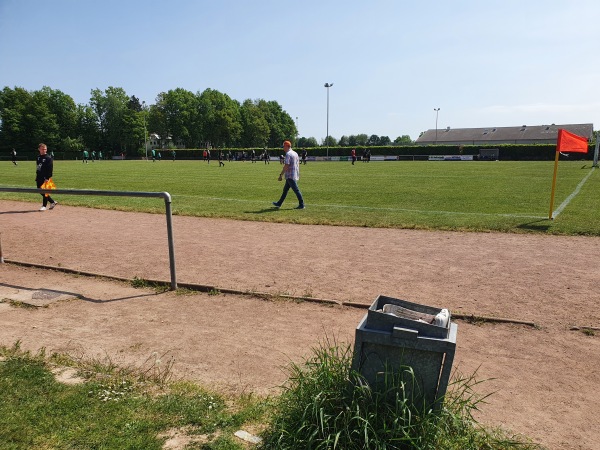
[{"xmin": 0, "ymin": 187, "xmax": 177, "ymax": 290}]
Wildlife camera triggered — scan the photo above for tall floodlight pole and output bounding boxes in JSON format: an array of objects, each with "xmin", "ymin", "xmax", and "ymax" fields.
[
  {"xmin": 324, "ymin": 83, "xmax": 333, "ymax": 158},
  {"xmin": 142, "ymin": 101, "xmax": 148, "ymax": 160},
  {"xmin": 434, "ymin": 108, "xmax": 440, "ymax": 144}
]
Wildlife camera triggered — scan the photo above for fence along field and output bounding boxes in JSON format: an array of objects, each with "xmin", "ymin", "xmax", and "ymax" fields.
[{"xmin": 1, "ymin": 159, "xmax": 599, "ymax": 236}]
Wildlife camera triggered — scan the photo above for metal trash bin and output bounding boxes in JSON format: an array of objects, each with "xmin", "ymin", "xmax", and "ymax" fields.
[{"xmin": 351, "ymin": 295, "xmax": 458, "ymax": 410}]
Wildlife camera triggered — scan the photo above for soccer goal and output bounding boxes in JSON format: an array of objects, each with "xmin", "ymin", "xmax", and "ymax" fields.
[{"xmin": 479, "ymin": 148, "xmax": 499, "ymax": 161}]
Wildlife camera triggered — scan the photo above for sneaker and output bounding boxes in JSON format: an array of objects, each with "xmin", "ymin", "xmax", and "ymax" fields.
[
  {"xmin": 272, "ymin": 202, "xmax": 281, "ymax": 208},
  {"xmin": 39, "ymin": 206, "xmax": 47, "ymax": 211},
  {"xmin": 49, "ymin": 202, "xmax": 58, "ymax": 210},
  {"xmin": 295, "ymin": 205, "xmax": 305, "ymax": 210}
]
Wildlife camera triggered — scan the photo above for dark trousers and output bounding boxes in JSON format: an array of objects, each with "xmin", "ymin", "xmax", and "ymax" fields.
[{"xmin": 36, "ymin": 179, "xmax": 55, "ymax": 207}]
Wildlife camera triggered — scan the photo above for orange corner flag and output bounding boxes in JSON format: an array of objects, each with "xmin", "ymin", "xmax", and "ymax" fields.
[
  {"xmin": 557, "ymin": 129, "xmax": 588, "ymax": 153},
  {"xmin": 549, "ymin": 129, "xmax": 588, "ymax": 219}
]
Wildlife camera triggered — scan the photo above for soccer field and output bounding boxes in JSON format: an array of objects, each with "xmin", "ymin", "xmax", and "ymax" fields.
[{"xmin": 2, "ymin": 159, "xmax": 599, "ymax": 235}]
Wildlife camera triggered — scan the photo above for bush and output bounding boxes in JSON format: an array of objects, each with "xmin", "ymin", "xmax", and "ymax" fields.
[{"xmin": 259, "ymin": 340, "xmax": 542, "ymax": 450}]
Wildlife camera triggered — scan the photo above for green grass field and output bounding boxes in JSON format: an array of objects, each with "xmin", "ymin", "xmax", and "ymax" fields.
[{"xmin": 2, "ymin": 159, "xmax": 599, "ymax": 235}]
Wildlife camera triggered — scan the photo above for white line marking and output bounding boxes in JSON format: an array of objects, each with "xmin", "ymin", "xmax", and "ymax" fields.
[
  {"xmin": 172, "ymin": 194, "xmax": 545, "ymax": 219},
  {"xmin": 553, "ymin": 167, "xmax": 596, "ymax": 218},
  {"xmin": 317, "ymin": 203, "xmax": 546, "ymax": 219}
]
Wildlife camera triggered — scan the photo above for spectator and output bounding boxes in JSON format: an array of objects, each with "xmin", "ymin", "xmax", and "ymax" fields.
[{"xmin": 272, "ymin": 140, "xmax": 305, "ymax": 210}]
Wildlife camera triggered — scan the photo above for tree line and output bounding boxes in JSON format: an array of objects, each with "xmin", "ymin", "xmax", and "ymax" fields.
[
  {"xmin": 307, "ymin": 133, "xmax": 412, "ymax": 148},
  {"xmin": 0, "ymin": 85, "xmax": 413, "ymax": 156}
]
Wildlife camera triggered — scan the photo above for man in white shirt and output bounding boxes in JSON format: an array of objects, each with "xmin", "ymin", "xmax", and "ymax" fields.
[{"xmin": 272, "ymin": 140, "xmax": 305, "ymax": 209}]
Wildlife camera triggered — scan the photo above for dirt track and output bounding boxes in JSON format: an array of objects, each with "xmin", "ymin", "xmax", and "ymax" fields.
[{"xmin": 1, "ymin": 200, "xmax": 599, "ymax": 450}]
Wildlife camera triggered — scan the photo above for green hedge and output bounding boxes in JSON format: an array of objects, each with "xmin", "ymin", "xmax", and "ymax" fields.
[
  {"xmin": 295, "ymin": 144, "xmax": 594, "ymax": 160},
  {"xmin": 30, "ymin": 143, "xmax": 595, "ymax": 162}
]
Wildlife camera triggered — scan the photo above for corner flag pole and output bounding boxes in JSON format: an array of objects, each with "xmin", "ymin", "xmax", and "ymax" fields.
[
  {"xmin": 593, "ymin": 131, "xmax": 599, "ymax": 168},
  {"xmin": 548, "ymin": 147, "xmax": 560, "ymax": 220},
  {"xmin": 549, "ymin": 129, "xmax": 589, "ymax": 219}
]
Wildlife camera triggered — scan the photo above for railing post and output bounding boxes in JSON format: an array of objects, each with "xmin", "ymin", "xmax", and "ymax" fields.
[
  {"xmin": 163, "ymin": 193, "xmax": 177, "ymax": 290},
  {"xmin": 0, "ymin": 187, "xmax": 178, "ymax": 290}
]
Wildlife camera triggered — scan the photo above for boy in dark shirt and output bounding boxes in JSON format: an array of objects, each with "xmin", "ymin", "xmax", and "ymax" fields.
[{"xmin": 36, "ymin": 143, "xmax": 58, "ymax": 211}]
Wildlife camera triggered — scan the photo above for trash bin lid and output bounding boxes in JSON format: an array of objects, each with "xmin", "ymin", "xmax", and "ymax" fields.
[{"xmin": 364, "ymin": 295, "xmax": 451, "ymax": 339}]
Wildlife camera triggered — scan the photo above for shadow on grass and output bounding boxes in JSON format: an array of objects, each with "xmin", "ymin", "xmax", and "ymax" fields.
[
  {"xmin": 516, "ymin": 219, "xmax": 551, "ymax": 232},
  {"xmin": 244, "ymin": 207, "xmax": 282, "ymax": 215}
]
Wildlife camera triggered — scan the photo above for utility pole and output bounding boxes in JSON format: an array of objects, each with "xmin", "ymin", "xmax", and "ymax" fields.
[
  {"xmin": 434, "ymin": 108, "xmax": 440, "ymax": 144},
  {"xmin": 325, "ymin": 83, "xmax": 333, "ymax": 158}
]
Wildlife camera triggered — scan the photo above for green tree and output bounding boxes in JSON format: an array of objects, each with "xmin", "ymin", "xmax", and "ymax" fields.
[
  {"xmin": 298, "ymin": 136, "xmax": 318, "ymax": 147},
  {"xmin": 75, "ymin": 104, "xmax": 101, "ymax": 150},
  {"xmin": 338, "ymin": 135, "xmax": 349, "ymax": 146},
  {"xmin": 393, "ymin": 135, "xmax": 413, "ymax": 144},
  {"xmin": 43, "ymin": 86, "xmax": 78, "ymax": 141},
  {"xmin": 379, "ymin": 135, "xmax": 391, "ymax": 145},
  {"xmin": 128, "ymin": 95, "xmax": 142, "ymax": 112},
  {"xmin": 89, "ymin": 87, "xmax": 131, "ymax": 153},
  {"xmin": 23, "ymin": 89, "xmax": 60, "ymax": 149},
  {"xmin": 1, "ymin": 84, "xmax": 305, "ymax": 153},
  {"xmin": 121, "ymin": 102, "xmax": 145, "ymax": 155},
  {"xmin": 147, "ymin": 100, "xmax": 168, "ymax": 148},
  {"xmin": 322, "ymin": 136, "xmax": 337, "ymax": 147},
  {"xmin": 240, "ymin": 99, "xmax": 270, "ymax": 147},
  {"xmin": 154, "ymin": 88, "xmax": 199, "ymax": 148},
  {"xmin": 257, "ymin": 100, "xmax": 296, "ymax": 148},
  {"xmin": 355, "ymin": 134, "xmax": 369, "ymax": 146},
  {"xmin": 198, "ymin": 88, "xmax": 242, "ymax": 147},
  {"xmin": 0, "ymin": 86, "xmax": 30, "ymax": 152},
  {"xmin": 0, "ymin": 86, "xmax": 80, "ymax": 153},
  {"xmin": 61, "ymin": 136, "xmax": 85, "ymax": 154},
  {"xmin": 367, "ymin": 134, "xmax": 380, "ymax": 146},
  {"xmin": 128, "ymin": 95, "xmax": 146, "ymax": 154}
]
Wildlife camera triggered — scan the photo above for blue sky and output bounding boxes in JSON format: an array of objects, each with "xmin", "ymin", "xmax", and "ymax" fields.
[{"xmin": 1, "ymin": 0, "xmax": 599, "ymax": 142}]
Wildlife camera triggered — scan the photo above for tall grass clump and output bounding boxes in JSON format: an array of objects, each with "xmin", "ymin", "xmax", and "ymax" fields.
[{"xmin": 259, "ymin": 340, "xmax": 542, "ymax": 450}]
